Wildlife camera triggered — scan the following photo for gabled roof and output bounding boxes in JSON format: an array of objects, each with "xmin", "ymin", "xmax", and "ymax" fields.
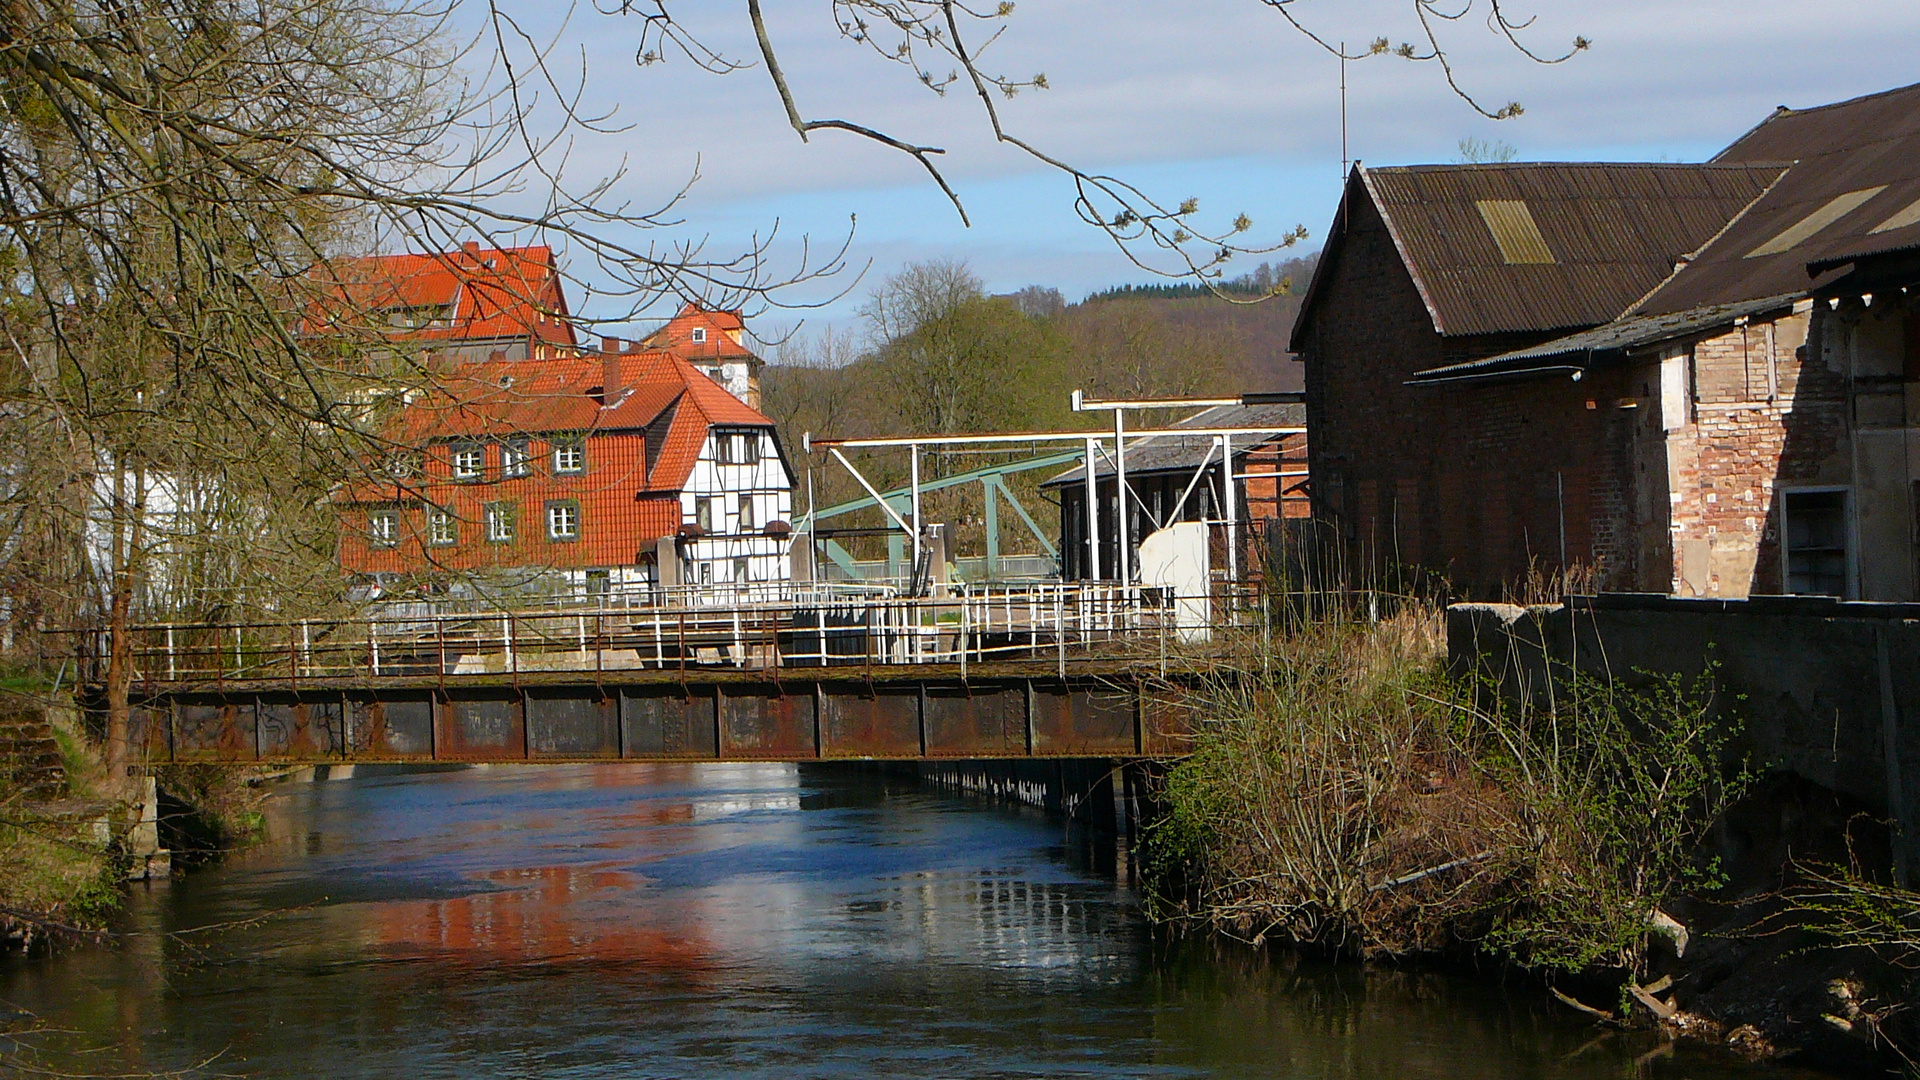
[
  {"xmin": 1294, "ymin": 162, "xmax": 1783, "ymax": 345},
  {"xmin": 640, "ymin": 302, "xmax": 760, "ymax": 363},
  {"xmin": 388, "ymin": 347, "xmax": 778, "ymax": 494},
  {"xmin": 306, "ymin": 243, "xmax": 577, "ymax": 347},
  {"xmin": 1045, "ymin": 402, "xmax": 1305, "ymax": 487},
  {"xmin": 1634, "ymin": 81, "xmax": 1920, "ymax": 315}
]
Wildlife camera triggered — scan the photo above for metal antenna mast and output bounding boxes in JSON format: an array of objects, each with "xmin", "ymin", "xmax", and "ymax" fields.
[{"xmin": 1340, "ymin": 42, "xmax": 1349, "ymax": 180}]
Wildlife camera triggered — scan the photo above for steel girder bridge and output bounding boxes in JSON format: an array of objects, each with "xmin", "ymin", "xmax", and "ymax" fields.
[{"xmin": 67, "ymin": 581, "xmax": 1230, "ymax": 766}]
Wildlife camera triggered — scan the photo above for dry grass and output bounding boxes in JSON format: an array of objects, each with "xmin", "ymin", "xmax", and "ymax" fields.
[{"xmin": 1143, "ymin": 602, "xmax": 1748, "ymax": 976}]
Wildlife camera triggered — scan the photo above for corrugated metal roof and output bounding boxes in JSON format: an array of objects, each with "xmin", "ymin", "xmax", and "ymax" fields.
[
  {"xmin": 1407, "ymin": 293, "xmax": 1802, "ymax": 384},
  {"xmin": 1638, "ymin": 81, "xmax": 1920, "ymax": 314},
  {"xmin": 1043, "ymin": 402, "xmax": 1305, "ymax": 487},
  {"xmin": 1361, "ymin": 162, "xmax": 1785, "ymax": 336}
]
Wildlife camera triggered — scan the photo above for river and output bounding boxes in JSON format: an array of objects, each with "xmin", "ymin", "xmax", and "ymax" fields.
[{"xmin": 2, "ymin": 764, "xmax": 1835, "ymax": 1078}]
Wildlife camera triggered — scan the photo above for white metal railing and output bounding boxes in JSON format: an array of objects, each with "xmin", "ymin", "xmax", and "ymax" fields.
[{"xmin": 78, "ymin": 580, "xmax": 1260, "ymax": 687}]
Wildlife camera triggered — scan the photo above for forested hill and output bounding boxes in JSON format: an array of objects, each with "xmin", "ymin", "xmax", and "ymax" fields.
[{"xmin": 1067, "ymin": 283, "xmax": 1308, "ymax": 393}]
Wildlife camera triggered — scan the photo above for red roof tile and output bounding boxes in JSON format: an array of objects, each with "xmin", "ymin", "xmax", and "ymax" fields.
[
  {"xmin": 338, "ymin": 341, "xmax": 785, "ymax": 575},
  {"xmin": 641, "ymin": 302, "xmax": 759, "ymax": 362},
  {"xmin": 306, "ymin": 243, "xmax": 578, "ymax": 348}
]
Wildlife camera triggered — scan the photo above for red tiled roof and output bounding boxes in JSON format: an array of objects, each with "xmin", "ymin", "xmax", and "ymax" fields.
[
  {"xmin": 640, "ymin": 302, "xmax": 759, "ymax": 362},
  {"xmin": 306, "ymin": 243, "xmax": 578, "ymax": 348},
  {"xmin": 338, "ymin": 343, "xmax": 784, "ymax": 574}
]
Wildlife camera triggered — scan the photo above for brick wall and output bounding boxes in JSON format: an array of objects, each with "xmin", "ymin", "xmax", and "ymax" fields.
[
  {"xmin": 1661, "ymin": 311, "xmax": 1848, "ymax": 597},
  {"xmin": 1299, "ymin": 188, "xmax": 1620, "ymax": 597}
]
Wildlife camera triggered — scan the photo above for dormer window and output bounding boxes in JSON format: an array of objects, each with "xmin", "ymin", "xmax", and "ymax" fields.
[{"xmin": 691, "ymin": 327, "xmax": 707, "ymax": 344}]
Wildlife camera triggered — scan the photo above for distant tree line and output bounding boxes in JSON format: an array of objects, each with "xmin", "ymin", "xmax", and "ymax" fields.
[{"xmin": 1082, "ymin": 255, "xmax": 1320, "ymax": 304}]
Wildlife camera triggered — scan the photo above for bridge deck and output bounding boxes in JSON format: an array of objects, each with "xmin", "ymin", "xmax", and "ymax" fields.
[{"xmin": 99, "ymin": 661, "xmax": 1197, "ymax": 765}]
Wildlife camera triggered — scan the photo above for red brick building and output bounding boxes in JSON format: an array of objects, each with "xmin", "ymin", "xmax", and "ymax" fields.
[
  {"xmin": 319, "ymin": 245, "xmax": 795, "ymax": 597},
  {"xmin": 337, "ymin": 345, "xmax": 793, "ymax": 596},
  {"xmin": 1296, "ymin": 82, "xmax": 1920, "ymax": 599}
]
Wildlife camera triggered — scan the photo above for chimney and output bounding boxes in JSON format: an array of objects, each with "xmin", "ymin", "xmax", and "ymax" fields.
[
  {"xmin": 602, "ymin": 349, "xmax": 623, "ymax": 404},
  {"xmin": 463, "ymin": 240, "xmax": 481, "ymax": 257},
  {"xmin": 601, "ymin": 336, "xmax": 621, "ymax": 354}
]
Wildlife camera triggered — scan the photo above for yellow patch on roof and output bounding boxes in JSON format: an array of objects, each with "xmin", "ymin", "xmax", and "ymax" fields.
[
  {"xmin": 1869, "ymin": 196, "xmax": 1920, "ymax": 235},
  {"xmin": 1745, "ymin": 186, "xmax": 1886, "ymax": 258},
  {"xmin": 1475, "ymin": 199, "xmax": 1556, "ymax": 265}
]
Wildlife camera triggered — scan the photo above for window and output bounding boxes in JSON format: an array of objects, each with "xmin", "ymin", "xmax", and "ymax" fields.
[
  {"xmin": 716, "ymin": 430, "xmax": 758, "ymax": 465},
  {"xmin": 733, "ymin": 557, "xmax": 750, "ymax": 583},
  {"xmin": 369, "ymin": 511, "xmax": 398, "ymax": 548},
  {"xmin": 695, "ymin": 497, "xmax": 713, "ymax": 533},
  {"xmin": 738, "ymin": 495, "xmax": 756, "ymax": 532},
  {"xmin": 501, "ymin": 437, "xmax": 531, "ymax": 478},
  {"xmin": 691, "ymin": 327, "xmax": 707, "ymax": 344},
  {"xmin": 485, "ymin": 502, "xmax": 516, "ymax": 544},
  {"xmin": 585, "ymin": 569, "xmax": 610, "ymax": 596},
  {"xmin": 427, "ymin": 508, "xmax": 456, "ymax": 547},
  {"xmin": 451, "ymin": 443, "xmax": 484, "ymax": 481},
  {"xmin": 552, "ymin": 435, "xmax": 584, "ymax": 474},
  {"xmin": 1783, "ymin": 489, "xmax": 1848, "ymax": 596},
  {"xmin": 546, "ymin": 500, "xmax": 580, "ymax": 542}
]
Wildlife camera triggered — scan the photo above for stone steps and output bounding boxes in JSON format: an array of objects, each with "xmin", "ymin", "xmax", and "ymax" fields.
[{"xmin": 0, "ymin": 710, "xmax": 69, "ymax": 801}]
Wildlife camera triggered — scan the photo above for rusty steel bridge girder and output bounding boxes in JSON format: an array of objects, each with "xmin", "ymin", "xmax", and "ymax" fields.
[{"xmin": 103, "ymin": 664, "xmax": 1196, "ymax": 765}]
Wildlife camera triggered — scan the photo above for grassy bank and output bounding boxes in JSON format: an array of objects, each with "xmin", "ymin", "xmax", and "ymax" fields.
[
  {"xmin": 1135, "ymin": 603, "xmax": 1920, "ymax": 1063},
  {"xmin": 1, "ymin": 702, "xmax": 120, "ymax": 949}
]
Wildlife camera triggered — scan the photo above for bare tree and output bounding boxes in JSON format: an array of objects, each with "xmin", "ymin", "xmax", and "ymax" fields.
[{"xmin": 612, "ymin": 0, "xmax": 1587, "ymax": 286}]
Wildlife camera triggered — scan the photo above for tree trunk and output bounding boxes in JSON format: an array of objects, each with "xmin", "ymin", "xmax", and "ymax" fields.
[{"xmin": 104, "ymin": 462, "xmax": 131, "ymax": 788}]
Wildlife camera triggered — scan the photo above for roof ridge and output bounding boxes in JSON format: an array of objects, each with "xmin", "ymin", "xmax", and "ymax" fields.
[{"xmin": 1620, "ymin": 164, "xmax": 1794, "ymax": 317}]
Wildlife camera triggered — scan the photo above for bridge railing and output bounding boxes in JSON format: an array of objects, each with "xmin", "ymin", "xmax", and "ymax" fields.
[{"xmin": 58, "ymin": 581, "xmax": 1262, "ymax": 691}]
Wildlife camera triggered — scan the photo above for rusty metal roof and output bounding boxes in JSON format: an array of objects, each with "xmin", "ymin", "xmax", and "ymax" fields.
[
  {"xmin": 1408, "ymin": 293, "xmax": 1803, "ymax": 385},
  {"xmin": 1359, "ymin": 162, "xmax": 1785, "ymax": 337},
  {"xmin": 1636, "ymin": 81, "xmax": 1920, "ymax": 314}
]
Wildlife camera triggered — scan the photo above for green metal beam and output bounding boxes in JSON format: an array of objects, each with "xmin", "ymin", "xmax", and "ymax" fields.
[
  {"xmin": 803, "ymin": 450, "xmax": 1083, "ymax": 526},
  {"xmin": 989, "ymin": 474, "xmax": 1058, "ymax": 559}
]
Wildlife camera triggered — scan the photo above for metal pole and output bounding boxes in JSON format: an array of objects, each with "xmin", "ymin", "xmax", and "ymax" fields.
[
  {"xmin": 1115, "ymin": 407, "xmax": 1129, "ymax": 589},
  {"xmin": 910, "ymin": 443, "xmax": 922, "ymax": 592},
  {"xmin": 1223, "ymin": 432, "xmax": 1239, "ymax": 585},
  {"xmin": 1084, "ymin": 437, "xmax": 1100, "ymax": 581}
]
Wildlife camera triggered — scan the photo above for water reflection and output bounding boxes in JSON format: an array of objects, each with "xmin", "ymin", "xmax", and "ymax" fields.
[{"xmin": 2, "ymin": 763, "xmax": 1837, "ymax": 1078}]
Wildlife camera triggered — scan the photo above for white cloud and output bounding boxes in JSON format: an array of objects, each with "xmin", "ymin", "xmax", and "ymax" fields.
[{"xmin": 469, "ymin": 1, "xmax": 1920, "ymax": 327}]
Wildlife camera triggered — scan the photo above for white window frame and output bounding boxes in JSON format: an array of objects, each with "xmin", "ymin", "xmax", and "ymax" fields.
[
  {"xmin": 547, "ymin": 500, "xmax": 580, "ymax": 542},
  {"xmin": 485, "ymin": 502, "xmax": 515, "ymax": 544},
  {"xmin": 501, "ymin": 437, "xmax": 531, "ymax": 478},
  {"xmin": 691, "ymin": 326, "xmax": 707, "ymax": 344},
  {"xmin": 552, "ymin": 436, "xmax": 585, "ymax": 474},
  {"xmin": 451, "ymin": 443, "xmax": 484, "ymax": 481},
  {"xmin": 427, "ymin": 508, "xmax": 456, "ymax": 547},
  {"xmin": 738, "ymin": 494, "xmax": 756, "ymax": 532},
  {"xmin": 369, "ymin": 510, "xmax": 398, "ymax": 548}
]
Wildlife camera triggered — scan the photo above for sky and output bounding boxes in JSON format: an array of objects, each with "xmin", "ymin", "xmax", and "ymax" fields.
[{"xmin": 460, "ymin": 1, "xmax": 1920, "ymax": 345}]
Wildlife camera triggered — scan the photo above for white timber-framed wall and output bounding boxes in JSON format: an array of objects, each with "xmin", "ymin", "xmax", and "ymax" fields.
[{"xmin": 677, "ymin": 426, "xmax": 793, "ymax": 592}]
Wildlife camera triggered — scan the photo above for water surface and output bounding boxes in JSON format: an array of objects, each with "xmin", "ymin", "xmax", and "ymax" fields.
[{"xmin": 2, "ymin": 764, "xmax": 1832, "ymax": 1077}]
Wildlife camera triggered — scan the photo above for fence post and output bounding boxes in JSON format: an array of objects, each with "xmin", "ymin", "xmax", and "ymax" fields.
[
  {"xmin": 370, "ymin": 619, "xmax": 381, "ymax": 677},
  {"xmin": 166, "ymin": 625, "xmax": 177, "ymax": 682}
]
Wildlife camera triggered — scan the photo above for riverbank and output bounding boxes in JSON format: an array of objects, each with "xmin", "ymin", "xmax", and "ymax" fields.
[
  {"xmin": 0, "ymin": 760, "xmax": 1835, "ymax": 1079},
  {"xmin": 1, "ymin": 699, "xmax": 269, "ymax": 952},
  {"xmin": 1138, "ymin": 605, "xmax": 1920, "ymax": 1072}
]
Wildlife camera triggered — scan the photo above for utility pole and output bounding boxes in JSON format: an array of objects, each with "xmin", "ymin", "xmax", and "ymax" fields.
[{"xmin": 1340, "ymin": 42, "xmax": 1349, "ymax": 181}]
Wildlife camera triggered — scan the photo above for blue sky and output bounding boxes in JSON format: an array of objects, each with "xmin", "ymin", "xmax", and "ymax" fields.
[{"xmin": 468, "ymin": 1, "xmax": 1920, "ymax": 344}]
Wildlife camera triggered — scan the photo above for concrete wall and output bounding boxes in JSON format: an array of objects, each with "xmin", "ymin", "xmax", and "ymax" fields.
[{"xmin": 1449, "ymin": 595, "xmax": 1920, "ymax": 866}]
